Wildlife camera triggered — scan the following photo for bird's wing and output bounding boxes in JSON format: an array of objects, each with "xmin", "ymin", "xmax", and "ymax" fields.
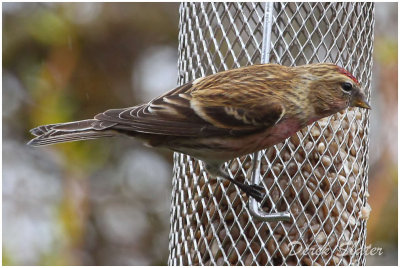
[{"xmin": 95, "ymin": 80, "xmax": 284, "ymax": 137}]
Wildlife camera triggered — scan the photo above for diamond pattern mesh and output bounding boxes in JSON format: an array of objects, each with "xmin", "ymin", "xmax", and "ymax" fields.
[{"xmin": 169, "ymin": 2, "xmax": 374, "ymax": 265}]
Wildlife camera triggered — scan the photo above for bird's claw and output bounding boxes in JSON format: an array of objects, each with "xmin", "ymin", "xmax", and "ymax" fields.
[
  {"xmin": 241, "ymin": 184, "xmax": 265, "ymax": 202},
  {"xmin": 249, "ymin": 184, "xmax": 264, "ymax": 191}
]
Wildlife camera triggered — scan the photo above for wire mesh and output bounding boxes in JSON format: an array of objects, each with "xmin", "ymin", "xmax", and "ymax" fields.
[{"xmin": 169, "ymin": 2, "xmax": 374, "ymax": 265}]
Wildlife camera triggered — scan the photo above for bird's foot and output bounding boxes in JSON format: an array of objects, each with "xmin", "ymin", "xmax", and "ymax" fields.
[
  {"xmin": 240, "ymin": 184, "xmax": 265, "ymax": 202},
  {"xmin": 204, "ymin": 163, "xmax": 265, "ymax": 202}
]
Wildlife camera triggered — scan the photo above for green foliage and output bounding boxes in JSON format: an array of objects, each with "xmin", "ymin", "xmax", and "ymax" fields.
[
  {"xmin": 374, "ymin": 38, "xmax": 398, "ymax": 65},
  {"xmin": 2, "ymin": 248, "xmax": 14, "ymax": 266},
  {"xmin": 26, "ymin": 9, "xmax": 73, "ymax": 46}
]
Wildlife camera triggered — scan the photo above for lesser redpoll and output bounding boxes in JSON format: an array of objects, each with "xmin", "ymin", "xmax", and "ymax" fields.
[{"xmin": 28, "ymin": 63, "xmax": 370, "ymax": 201}]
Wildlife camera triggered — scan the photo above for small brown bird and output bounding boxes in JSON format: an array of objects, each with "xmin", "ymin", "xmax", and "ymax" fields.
[{"xmin": 28, "ymin": 63, "xmax": 370, "ymax": 201}]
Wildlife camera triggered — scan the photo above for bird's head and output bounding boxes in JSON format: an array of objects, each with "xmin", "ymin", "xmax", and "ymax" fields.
[{"xmin": 302, "ymin": 63, "xmax": 370, "ymax": 117}]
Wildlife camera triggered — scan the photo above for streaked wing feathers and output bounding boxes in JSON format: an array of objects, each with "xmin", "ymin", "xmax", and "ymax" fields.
[
  {"xmin": 191, "ymin": 101, "xmax": 284, "ymax": 130},
  {"xmin": 95, "ymin": 80, "xmax": 284, "ymax": 137}
]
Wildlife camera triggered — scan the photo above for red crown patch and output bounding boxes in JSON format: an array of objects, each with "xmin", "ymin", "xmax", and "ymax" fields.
[{"xmin": 337, "ymin": 66, "xmax": 359, "ymax": 84}]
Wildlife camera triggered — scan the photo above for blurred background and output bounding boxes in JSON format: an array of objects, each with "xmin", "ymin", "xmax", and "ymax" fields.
[{"xmin": 2, "ymin": 2, "xmax": 397, "ymax": 265}]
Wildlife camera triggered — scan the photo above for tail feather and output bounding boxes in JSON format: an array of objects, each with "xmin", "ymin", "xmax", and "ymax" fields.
[
  {"xmin": 28, "ymin": 119, "xmax": 117, "ymax": 147},
  {"xmin": 30, "ymin": 123, "xmax": 61, "ymax": 136}
]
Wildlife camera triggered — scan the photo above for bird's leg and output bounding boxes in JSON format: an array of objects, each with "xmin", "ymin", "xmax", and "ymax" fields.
[{"xmin": 205, "ymin": 163, "xmax": 265, "ymax": 202}]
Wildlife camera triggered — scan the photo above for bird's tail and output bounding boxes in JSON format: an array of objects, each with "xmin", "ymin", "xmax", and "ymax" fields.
[{"xmin": 27, "ymin": 119, "xmax": 118, "ymax": 147}]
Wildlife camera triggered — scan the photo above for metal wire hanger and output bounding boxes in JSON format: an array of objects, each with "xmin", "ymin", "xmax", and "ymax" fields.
[{"xmin": 248, "ymin": 2, "xmax": 291, "ymax": 222}]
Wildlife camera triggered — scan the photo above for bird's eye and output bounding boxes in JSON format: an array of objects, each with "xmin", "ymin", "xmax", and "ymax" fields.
[{"xmin": 341, "ymin": 82, "xmax": 353, "ymax": 93}]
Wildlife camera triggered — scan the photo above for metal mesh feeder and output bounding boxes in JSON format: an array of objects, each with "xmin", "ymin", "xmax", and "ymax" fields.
[{"xmin": 169, "ymin": 2, "xmax": 374, "ymax": 265}]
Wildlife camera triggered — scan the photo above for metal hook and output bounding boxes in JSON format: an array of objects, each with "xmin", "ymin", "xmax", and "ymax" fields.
[
  {"xmin": 248, "ymin": 2, "xmax": 291, "ymax": 222},
  {"xmin": 248, "ymin": 151, "xmax": 291, "ymax": 221}
]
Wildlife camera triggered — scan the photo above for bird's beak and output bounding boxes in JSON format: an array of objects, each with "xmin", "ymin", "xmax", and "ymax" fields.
[{"xmin": 351, "ymin": 91, "xmax": 371, "ymax": 110}]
